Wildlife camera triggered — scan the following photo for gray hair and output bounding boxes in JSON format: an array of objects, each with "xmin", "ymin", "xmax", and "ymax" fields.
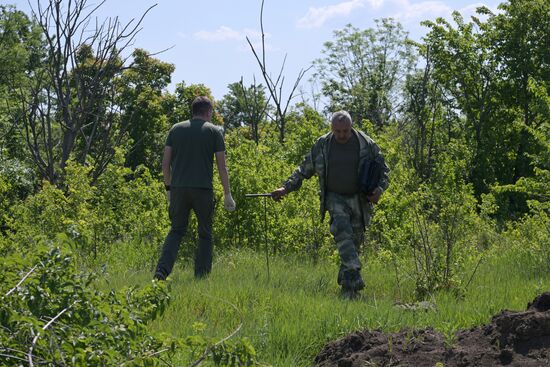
[{"xmin": 331, "ymin": 110, "xmax": 353, "ymax": 125}]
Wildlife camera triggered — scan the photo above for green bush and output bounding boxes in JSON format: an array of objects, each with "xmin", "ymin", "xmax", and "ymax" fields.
[
  {"xmin": 212, "ymin": 127, "xmax": 332, "ymax": 259},
  {"xmin": 6, "ymin": 152, "xmax": 168, "ymax": 267},
  {"xmin": 0, "ymin": 240, "xmax": 174, "ymax": 366},
  {"xmin": 370, "ymin": 139, "xmax": 483, "ymax": 299},
  {"xmin": 0, "ymin": 153, "xmax": 35, "ymax": 232}
]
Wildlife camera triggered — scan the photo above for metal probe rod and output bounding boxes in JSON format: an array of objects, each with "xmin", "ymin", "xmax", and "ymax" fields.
[{"xmin": 245, "ymin": 193, "xmax": 271, "ymax": 281}]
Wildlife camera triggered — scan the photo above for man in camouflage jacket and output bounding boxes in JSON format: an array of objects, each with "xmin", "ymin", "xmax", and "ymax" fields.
[{"xmin": 271, "ymin": 111, "xmax": 389, "ymax": 299}]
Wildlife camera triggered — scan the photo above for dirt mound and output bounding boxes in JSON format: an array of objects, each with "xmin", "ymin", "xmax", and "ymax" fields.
[{"xmin": 314, "ymin": 292, "xmax": 550, "ymax": 367}]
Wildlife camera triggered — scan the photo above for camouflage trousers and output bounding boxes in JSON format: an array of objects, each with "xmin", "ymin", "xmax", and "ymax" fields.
[{"xmin": 326, "ymin": 191, "xmax": 365, "ymax": 279}]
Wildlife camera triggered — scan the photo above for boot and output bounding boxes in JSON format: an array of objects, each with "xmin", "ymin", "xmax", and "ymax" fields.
[
  {"xmin": 340, "ymin": 269, "xmax": 365, "ymax": 291},
  {"xmin": 349, "ymin": 269, "xmax": 365, "ymax": 291}
]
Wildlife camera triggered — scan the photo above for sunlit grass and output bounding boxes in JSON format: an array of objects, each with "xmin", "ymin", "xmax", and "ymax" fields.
[{"xmin": 99, "ymin": 247, "xmax": 550, "ymax": 366}]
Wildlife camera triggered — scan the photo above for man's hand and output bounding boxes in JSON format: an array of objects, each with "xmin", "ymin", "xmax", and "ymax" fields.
[
  {"xmin": 224, "ymin": 192, "xmax": 236, "ymax": 211},
  {"xmin": 271, "ymin": 187, "xmax": 287, "ymax": 202},
  {"xmin": 367, "ymin": 187, "xmax": 383, "ymax": 204}
]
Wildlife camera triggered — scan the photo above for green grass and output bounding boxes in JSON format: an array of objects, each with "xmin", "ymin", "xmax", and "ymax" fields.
[{"xmin": 98, "ymin": 247, "xmax": 550, "ymax": 366}]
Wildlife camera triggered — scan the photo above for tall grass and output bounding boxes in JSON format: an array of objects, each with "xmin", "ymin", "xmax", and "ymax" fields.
[{"xmin": 98, "ymin": 247, "xmax": 550, "ymax": 366}]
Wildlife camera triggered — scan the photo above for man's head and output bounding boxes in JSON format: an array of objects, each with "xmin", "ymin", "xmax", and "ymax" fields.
[
  {"xmin": 331, "ymin": 110, "xmax": 353, "ymax": 144},
  {"xmin": 192, "ymin": 96, "xmax": 214, "ymax": 121}
]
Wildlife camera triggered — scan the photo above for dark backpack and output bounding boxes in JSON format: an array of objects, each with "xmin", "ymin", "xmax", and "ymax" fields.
[{"xmin": 359, "ymin": 155, "xmax": 386, "ymax": 195}]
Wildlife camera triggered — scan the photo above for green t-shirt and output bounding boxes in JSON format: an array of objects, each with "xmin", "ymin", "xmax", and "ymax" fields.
[
  {"xmin": 327, "ymin": 134, "xmax": 360, "ymax": 195},
  {"xmin": 166, "ymin": 119, "xmax": 225, "ymax": 189}
]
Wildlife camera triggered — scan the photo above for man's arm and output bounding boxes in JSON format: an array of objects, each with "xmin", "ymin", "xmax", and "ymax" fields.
[
  {"xmin": 215, "ymin": 151, "xmax": 236, "ymax": 211},
  {"xmin": 162, "ymin": 146, "xmax": 172, "ymax": 203},
  {"xmin": 215, "ymin": 151, "xmax": 230, "ymax": 194},
  {"xmin": 367, "ymin": 144, "xmax": 389, "ymax": 204},
  {"xmin": 272, "ymin": 141, "xmax": 319, "ymax": 201},
  {"xmin": 162, "ymin": 146, "xmax": 172, "ymax": 186}
]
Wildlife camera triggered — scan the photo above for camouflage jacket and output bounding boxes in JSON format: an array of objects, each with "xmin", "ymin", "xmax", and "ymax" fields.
[{"xmin": 283, "ymin": 129, "xmax": 389, "ymax": 226}]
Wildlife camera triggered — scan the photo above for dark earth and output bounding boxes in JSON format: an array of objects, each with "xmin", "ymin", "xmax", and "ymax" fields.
[{"xmin": 314, "ymin": 292, "xmax": 550, "ymax": 367}]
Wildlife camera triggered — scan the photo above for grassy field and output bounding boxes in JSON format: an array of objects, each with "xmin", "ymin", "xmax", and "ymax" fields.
[{"xmin": 99, "ymin": 247, "xmax": 550, "ymax": 366}]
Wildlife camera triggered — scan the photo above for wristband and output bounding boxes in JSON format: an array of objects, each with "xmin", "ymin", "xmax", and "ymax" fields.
[{"xmin": 165, "ymin": 184, "xmax": 170, "ymax": 191}]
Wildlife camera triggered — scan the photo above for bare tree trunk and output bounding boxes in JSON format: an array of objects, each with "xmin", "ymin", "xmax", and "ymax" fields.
[{"xmin": 246, "ymin": 0, "xmax": 311, "ymax": 143}]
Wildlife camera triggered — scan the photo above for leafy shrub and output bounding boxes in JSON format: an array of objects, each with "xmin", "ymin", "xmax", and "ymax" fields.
[
  {"xmin": 0, "ymin": 153, "xmax": 35, "ymax": 232},
  {"xmin": 0, "ymin": 239, "xmax": 174, "ymax": 366},
  {"xmin": 371, "ymin": 140, "xmax": 482, "ymax": 299},
  {"xmin": 499, "ymin": 170, "xmax": 550, "ymax": 273},
  {"xmin": 212, "ymin": 127, "xmax": 333, "ymax": 259},
  {"xmin": 6, "ymin": 152, "xmax": 168, "ymax": 267}
]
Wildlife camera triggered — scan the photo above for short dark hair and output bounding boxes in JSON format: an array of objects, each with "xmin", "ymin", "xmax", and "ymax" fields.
[{"xmin": 192, "ymin": 96, "xmax": 213, "ymax": 116}]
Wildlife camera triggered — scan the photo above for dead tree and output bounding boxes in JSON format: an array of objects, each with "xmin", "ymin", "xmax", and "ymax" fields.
[
  {"xmin": 246, "ymin": 0, "xmax": 311, "ymax": 143},
  {"xmin": 13, "ymin": 0, "xmax": 155, "ymax": 184}
]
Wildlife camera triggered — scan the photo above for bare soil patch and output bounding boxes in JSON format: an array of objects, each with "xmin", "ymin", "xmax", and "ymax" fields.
[{"xmin": 314, "ymin": 292, "xmax": 550, "ymax": 367}]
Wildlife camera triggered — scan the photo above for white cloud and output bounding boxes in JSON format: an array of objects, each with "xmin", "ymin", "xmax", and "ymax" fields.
[
  {"xmin": 194, "ymin": 26, "xmax": 263, "ymax": 43},
  {"xmin": 366, "ymin": 0, "xmax": 386, "ymax": 8},
  {"xmin": 392, "ymin": 0, "xmax": 451, "ymax": 21},
  {"xmin": 391, "ymin": 1, "xmax": 501, "ymax": 23},
  {"xmin": 297, "ymin": 0, "xmax": 367, "ymax": 29}
]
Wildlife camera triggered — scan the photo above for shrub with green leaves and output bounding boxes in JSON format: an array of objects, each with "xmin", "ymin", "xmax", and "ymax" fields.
[
  {"xmin": 498, "ymin": 168, "xmax": 550, "ymax": 272},
  {"xmin": 0, "ymin": 152, "xmax": 35, "ymax": 232},
  {"xmin": 370, "ymin": 139, "xmax": 482, "ymax": 299},
  {"xmin": 6, "ymin": 152, "xmax": 168, "ymax": 267},
  {"xmin": 211, "ymin": 126, "xmax": 333, "ymax": 259},
  {"xmin": 0, "ymin": 240, "xmax": 174, "ymax": 366}
]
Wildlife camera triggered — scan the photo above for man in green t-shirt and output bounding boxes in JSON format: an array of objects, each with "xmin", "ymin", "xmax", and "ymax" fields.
[{"xmin": 154, "ymin": 96, "xmax": 236, "ymax": 280}]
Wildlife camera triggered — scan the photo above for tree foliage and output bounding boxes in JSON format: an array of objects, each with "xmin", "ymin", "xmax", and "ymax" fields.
[
  {"xmin": 0, "ymin": 5, "xmax": 43, "ymax": 161},
  {"xmin": 218, "ymin": 80, "xmax": 270, "ymax": 143},
  {"xmin": 313, "ymin": 19, "xmax": 415, "ymax": 127},
  {"xmin": 117, "ymin": 48, "xmax": 175, "ymax": 172}
]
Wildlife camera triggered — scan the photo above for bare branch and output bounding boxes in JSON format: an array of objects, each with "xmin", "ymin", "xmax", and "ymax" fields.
[
  {"xmin": 17, "ymin": 0, "xmax": 157, "ymax": 184},
  {"xmin": 28, "ymin": 300, "xmax": 79, "ymax": 367},
  {"xmin": 5, "ymin": 265, "xmax": 38, "ymax": 297},
  {"xmin": 246, "ymin": 0, "xmax": 311, "ymax": 142},
  {"xmin": 144, "ymin": 45, "xmax": 175, "ymax": 57},
  {"xmin": 0, "ymin": 352, "xmax": 29, "ymax": 363}
]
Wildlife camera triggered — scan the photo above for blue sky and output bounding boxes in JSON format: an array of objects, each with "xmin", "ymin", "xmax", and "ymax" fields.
[{"xmin": 9, "ymin": 0, "xmax": 503, "ymax": 100}]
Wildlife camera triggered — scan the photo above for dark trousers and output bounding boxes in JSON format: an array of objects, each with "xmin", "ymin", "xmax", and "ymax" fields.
[{"xmin": 155, "ymin": 187, "xmax": 214, "ymax": 279}]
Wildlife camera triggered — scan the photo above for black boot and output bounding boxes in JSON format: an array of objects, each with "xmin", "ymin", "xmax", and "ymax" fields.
[
  {"xmin": 349, "ymin": 269, "xmax": 365, "ymax": 291},
  {"xmin": 339, "ymin": 269, "xmax": 364, "ymax": 299},
  {"xmin": 340, "ymin": 269, "xmax": 365, "ymax": 290}
]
